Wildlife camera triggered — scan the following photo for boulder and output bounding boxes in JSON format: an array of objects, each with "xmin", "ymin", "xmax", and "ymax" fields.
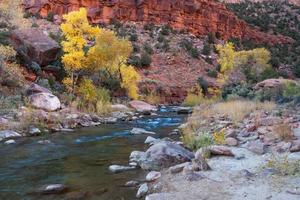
[
  {"xmin": 209, "ymin": 145, "xmax": 235, "ymax": 157},
  {"xmin": 168, "ymin": 162, "xmax": 191, "ymax": 174},
  {"xmin": 254, "ymin": 79, "xmax": 297, "ymax": 91},
  {"xmin": 131, "ymin": 141, "xmax": 194, "ymax": 170},
  {"xmin": 129, "ymin": 100, "xmax": 157, "ymax": 112},
  {"xmin": 145, "ymin": 171, "xmax": 161, "ymax": 182},
  {"xmin": 144, "ymin": 136, "xmax": 158, "ymax": 144},
  {"xmin": 0, "ymin": 130, "xmax": 21, "ymax": 141},
  {"xmin": 29, "ymin": 93, "xmax": 61, "ymax": 111},
  {"xmin": 125, "ymin": 181, "xmax": 139, "ymax": 187},
  {"xmin": 175, "ymin": 107, "xmax": 193, "ymax": 115},
  {"xmin": 108, "ymin": 165, "xmax": 136, "ymax": 173},
  {"xmin": 39, "ymin": 184, "xmax": 68, "ymax": 194},
  {"xmin": 25, "ymin": 83, "xmax": 51, "ymax": 96},
  {"xmin": 290, "ymin": 140, "xmax": 300, "ymax": 152},
  {"xmin": 29, "ymin": 127, "xmax": 41, "ymax": 136},
  {"xmin": 136, "ymin": 183, "xmax": 148, "ymax": 198},
  {"xmin": 4, "ymin": 139, "xmax": 16, "ymax": 145},
  {"xmin": 111, "ymin": 104, "xmax": 130, "ymax": 111},
  {"xmin": 130, "ymin": 128, "xmax": 156, "ymax": 135},
  {"xmin": 225, "ymin": 137, "xmax": 238, "ymax": 146},
  {"xmin": 10, "ymin": 28, "xmax": 60, "ymax": 66},
  {"xmin": 246, "ymin": 140, "xmax": 267, "ymax": 155}
]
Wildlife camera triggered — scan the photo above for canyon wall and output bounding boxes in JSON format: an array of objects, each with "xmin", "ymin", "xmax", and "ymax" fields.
[{"xmin": 23, "ymin": 0, "xmax": 292, "ymax": 44}]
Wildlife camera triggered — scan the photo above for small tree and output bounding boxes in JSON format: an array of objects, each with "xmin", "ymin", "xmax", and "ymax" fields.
[
  {"xmin": 87, "ymin": 29, "xmax": 140, "ymax": 99},
  {"xmin": 60, "ymin": 8, "xmax": 100, "ymax": 95}
]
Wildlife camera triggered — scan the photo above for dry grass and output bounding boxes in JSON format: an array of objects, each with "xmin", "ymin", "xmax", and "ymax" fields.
[
  {"xmin": 212, "ymin": 100, "xmax": 276, "ymax": 124},
  {"xmin": 273, "ymin": 123, "xmax": 294, "ymax": 141},
  {"xmin": 143, "ymin": 92, "xmax": 161, "ymax": 105}
]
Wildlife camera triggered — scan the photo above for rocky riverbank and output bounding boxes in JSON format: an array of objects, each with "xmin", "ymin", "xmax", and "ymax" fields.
[{"xmin": 118, "ymin": 101, "xmax": 300, "ymax": 199}]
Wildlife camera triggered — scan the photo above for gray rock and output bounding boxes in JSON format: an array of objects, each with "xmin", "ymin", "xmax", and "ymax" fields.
[
  {"xmin": 246, "ymin": 140, "xmax": 267, "ymax": 155},
  {"xmin": 39, "ymin": 184, "xmax": 68, "ymax": 194},
  {"xmin": 192, "ymin": 156, "xmax": 210, "ymax": 171},
  {"xmin": 139, "ymin": 141, "xmax": 194, "ymax": 170},
  {"xmin": 129, "ymin": 100, "xmax": 157, "ymax": 112},
  {"xmin": 29, "ymin": 127, "xmax": 41, "ymax": 136},
  {"xmin": 184, "ymin": 172, "xmax": 205, "ymax": 181},
  {"xmin": 111, "ymin": 104, "xmax": 130, "ymax": 111},
  {"xmin": 108, "ymin": 165, "xmax": 136, "ymax": 173},
  {"xmin": 37, "ymin": 140, "xmax": 52, "ymax": 145},
  {"xmin": 209, "ymin": 145, "xmax": 235, "ymax": 157},
  {"xmin": 168, "ymin": 162, "xmax": 191, "ymax": 174},
  {"xmin": 146, "ymin": 193, "xmax": 177, "ymax": 200},
  {"xmin": 176, "ymin": 107, "xmax": 193, "ymax": 114},
  {"xmin": 130, "ymin": 128, "xmax": 156, "ymax": 135},
  {"xmin": 136, "ymin": 183, "xmax": 148, "ymax": 198},
  {"xmin": 225, "ymin": 137, "xmax": 238, "ymax": 146},
  {"xmin": 290, "ymin": 140, "xmax": 300, "ymax": 152},
  {"xmin": 130, "ymin": 141, "xmax": 194, "ymax": 170},
  {"xmin": 146, "ymin": 171, "xmax": 161, "ymax": 182},
  {"xmin": 144, "ymin": 136, "xmax": 158, "ymax": 144},
  {"xmin": 0, "ymin": 130, "xmax": 21, "ymax": 141},
  {"xmin": 4, "ymin": 139, "xmax": 16, "ymax": 144},
  {"xmin": 29, "ymin": 93, "xmax": 61, "ymax": 111},
  {"xmin": 104, "ymin": 117, "xmax": 118, "ymax": 124},
  {"xmin": 26, "ymin": 83, "xmax": 52, "ymax": 96},
  {"xmin": 125, "ymin": 180, "xmax": 139, "ymax": 187}
]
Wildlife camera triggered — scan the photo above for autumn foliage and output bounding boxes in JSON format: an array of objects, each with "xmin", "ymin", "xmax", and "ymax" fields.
[{"xmin": 60, "ymin": 8, "xmax": 140, "ymax": 104}]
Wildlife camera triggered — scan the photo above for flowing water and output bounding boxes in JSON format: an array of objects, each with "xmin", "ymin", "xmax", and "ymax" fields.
[{"xmin": 0, "ymin": 107, "xmax": 186, "ymax": 200}]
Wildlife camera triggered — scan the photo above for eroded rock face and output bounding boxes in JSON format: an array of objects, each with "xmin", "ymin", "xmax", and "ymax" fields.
[
  {"xmin": 23, "ymin": 0, "xmax": 291, "ymax": 44},
  {"xmin": 10, "ymin": 28, "xmax": 60, "ymax": 66}
]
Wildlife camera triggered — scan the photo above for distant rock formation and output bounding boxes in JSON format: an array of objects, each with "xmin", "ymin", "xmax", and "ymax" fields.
[{"xmin": 23, "ymin": 0, "xmax": 292, "ymax": 45}]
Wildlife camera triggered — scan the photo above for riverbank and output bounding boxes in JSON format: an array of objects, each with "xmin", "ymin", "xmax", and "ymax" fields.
[
  {"xmin": 0, "ymin": 106, "xmax": 187, "ymax": 199},
  {"xmin": 124, "ymin": 100, "xmax": 300, "ymax": 199}
]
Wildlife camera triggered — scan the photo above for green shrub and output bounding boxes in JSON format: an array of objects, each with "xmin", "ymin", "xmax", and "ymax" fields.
[
  {"xmin": 207, "ymin": 69, "xmax": 218, "ymax": 78},
  {"xmin": 31, "ymin": 23, "xmax": 39, "ymax": 28},
  {"xmin": 202, "ymin": 43, "xmax": 211, "ymax": 55},
  {"xmin": 46, "ymin": 12, "xmax": 54, "ymax": 22},
  {"xmin": 157, "ymin": 34, "xmax": 165, "ymax": 43},
  {"xmin": 128, "ymin": 55, "xmax": 141, "ymax": 67},
  {"xmin": 160, "ymin": 25, "xmax": 171, "ymax": 36},
  {"xmin": 129, "ymin": 33, "xmax": 138, "ymax": 42},
  {"xmin": 283, "ymin": 82, "xmax": 300, "ymax": 99},
  {"xmin": 144, "ymin": 23, "xmax": 155, "ymax": 31},
  {"xmin": 293, "ymin": 60, "xmax": 300, "ymax": 78},
  {"xmin": 143, "ymin": 43, "xmax": 154, "ymax": 55},
  {"xmin": 182, "ymin": 133, "xmax": 213, "ymax": 151},
  {"xmin": 141, "ymin": 52, "xmax": 152, "ymax": 67},
  {"xmin": 260, "ymin": 67, "xmax": 279, "ymax": 81},
  {"xmin": 132, "ymin": 44, "xmax": 140, "ymax": 53},
  {"xmin": 190, "ymin": 47, "xmax": 199, "ymax": 58},
  {"xmin": 197, "ymin": 77, "xmax": 209, "ymax": 94}
]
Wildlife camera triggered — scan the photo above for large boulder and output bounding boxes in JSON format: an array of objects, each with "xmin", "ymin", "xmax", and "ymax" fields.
[
  {"xmin": 254, "ymin": 79, "xmax": 297, "ymax": 91},
  {"xmin": 130, "ymin": 141, "xmax": 194, "ymax": 170},
  {"xmin": 29, "ymin": 93, "xmax": 61, "ymax": 112},
  {"xmin": 129, "ymin": 100, "xmax": 157, "ymax": 113},
  {"xmin": 10, "ymin": 28, "xmax": 60, "ymax": 66},
  {"xmin": 0, "ymin": 130, "xmax": 21, "ymax": 141}
]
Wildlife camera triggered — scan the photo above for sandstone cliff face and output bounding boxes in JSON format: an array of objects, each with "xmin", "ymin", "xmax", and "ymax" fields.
[{"xmin": 23, "ymin": 0, "xmax": 291, "ymax": 44}]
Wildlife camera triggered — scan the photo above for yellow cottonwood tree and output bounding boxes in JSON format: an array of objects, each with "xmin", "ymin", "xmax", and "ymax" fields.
[
  {"xmin": 216, "ymin": 42, "xmax": 271, "ymax": 78},
  {"xmin": 87, "ymin": 30, "xmax": 140, "ymax": 99},
  {"xmin": 60, "ymin": 8, "xmax": 100, "ymax": 94},
  {"xmin": 120, "ymin": 62, "xmax": 141, "ymax": 99},
  {"xmin": 216, "ymin": 42, "xmax": 235, "ymax": 74}
]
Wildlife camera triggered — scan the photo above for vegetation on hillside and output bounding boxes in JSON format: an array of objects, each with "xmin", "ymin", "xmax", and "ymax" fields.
[{"xmin": 226, "ymin": 0, "xmax": 300, "ymax": 78}]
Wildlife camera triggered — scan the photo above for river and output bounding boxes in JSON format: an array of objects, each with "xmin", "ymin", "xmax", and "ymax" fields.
[{"xmin": 0, "ymin": 107, "xmax": 186, "ymax": 200}]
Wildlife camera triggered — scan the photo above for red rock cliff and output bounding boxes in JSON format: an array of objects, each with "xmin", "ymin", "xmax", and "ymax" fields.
[{"xmin": 23, "ymin": 0, "xmax": 291, "ymax": 44}]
